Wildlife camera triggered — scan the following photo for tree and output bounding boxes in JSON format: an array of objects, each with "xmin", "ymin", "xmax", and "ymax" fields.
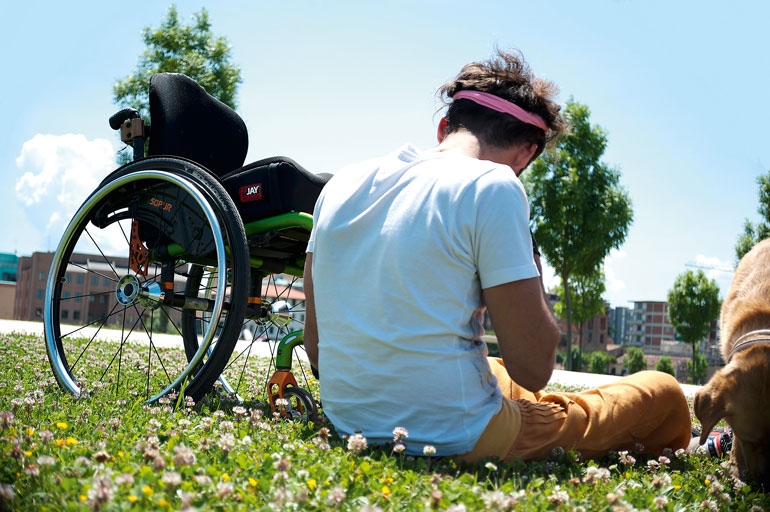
[
  {"xmin": 667, "ymin": 270, "xmax": 721, "ymax": 385},
  {"xmin": 113, "ymin": 5, "xmax": 242, "ymax": 123},
  {"xmin": 687, "ymin": 351, "xmax": 708, "ymax": 385},
  {"xmin": 588, "ymin": 351, "xmax": 614, "ymax": 374},
  {"xmin": 734, "ymin": 170, "xmax": 770, "ymax": 262},
  {"xmin": 525, "ymin": 100, "xmax": 633, "ymax": 370},
  {"xmin": 655, "ymin": 356, "xmax": 675, "ymax": 377},
  {"xmin": 554, "ymin": 267, "xmax": 606, "ymax": 366},
  {"xmin": 623, "ymin": 346, "xmax": 647, "ymax": 374}
]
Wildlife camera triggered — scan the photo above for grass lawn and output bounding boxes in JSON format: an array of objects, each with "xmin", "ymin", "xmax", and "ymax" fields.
[{"xmin": 1, "ymin": 331, "xmax": 768, "ymax": 511}]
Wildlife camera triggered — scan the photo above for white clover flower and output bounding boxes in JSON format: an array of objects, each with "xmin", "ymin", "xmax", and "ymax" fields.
[
  {"xmin": 0, "ymin": 483, "xmax": 14, "ymax": 501},
  {"xmin": 115, "ymin": 473, "xmax": 134, "ymax": 486},
  {"xmin": 392, "ymin": 427, "xmax": 408, "ymax": 440},
  {"xmin": 484, "ymin": 462, "xmax": 498, "ymax": 471},
  {"xmin": 658, "ymin": 455, "xmax": 670, "ymax": 466},
  {"xmin": 162, "ymin": 471, "xmax": 182, "ymax": 487},
  {"xmin": 422, "ymin": 445, "xmax": 436, "ymax": 456},
  {"xmin": 172, "ymin": 444, "xmax": 196, "ymax": 467},
  {"xmin": 347, "ymin": 433, "xmax": 368, "ymax": 454},
  {"xmin": 482, "ymin": 490, "xmax": 506, "ymax": 508},
  {"xmin": 653, "ymin": 495, "xmax": 668, "ymax": 510},
  {"xmin": 215, "ymin": 482, "xmax": 233, "ymax": 498},
  {"xmin": 393, "ymin": 443, "xmax": 406, "ymax": 453},
  {"xmin": 36, "ymin": 455, "xmax": 55, "ymax": 467},
  {"xmin": 327, "ymin": 486, "xmax": 346, "ymax": 504},
  {"xmin": 548, "ymin": 486, "xmax": 569, "ymax": 506}
]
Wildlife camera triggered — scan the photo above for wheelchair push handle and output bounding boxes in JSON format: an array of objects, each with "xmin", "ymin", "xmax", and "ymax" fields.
[{"xmin": 109, "ymin": 108, "xmax": 140, "ymax": 130}]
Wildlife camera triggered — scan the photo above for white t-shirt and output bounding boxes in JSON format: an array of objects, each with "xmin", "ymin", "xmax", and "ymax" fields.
[{"xmin": 307, "ymin": 144, "xmax": 539, "ymax": 455}]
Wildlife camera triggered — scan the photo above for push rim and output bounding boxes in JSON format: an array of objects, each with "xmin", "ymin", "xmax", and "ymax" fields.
[{"xmin": 44, "ymin": 170, "xmax": 227, "ymax": 402}]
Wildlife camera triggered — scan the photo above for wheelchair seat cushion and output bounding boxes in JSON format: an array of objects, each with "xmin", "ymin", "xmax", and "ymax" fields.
[
  {"xmin": 221, "ymin": 156, "xmax": 332, "ymax": 222},
  {"xmin": 148, "ymin": 73, "xmax": 248, "ymax": 177}
]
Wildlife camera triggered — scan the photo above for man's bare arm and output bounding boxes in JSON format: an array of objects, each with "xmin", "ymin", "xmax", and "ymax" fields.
[
  {"xmin": 482, "ymin": 269, "xmax": 559, "ymax": 392},
  {"xmin": 303, "ymin": 253, "xmax": 319, "ymax": 369}
]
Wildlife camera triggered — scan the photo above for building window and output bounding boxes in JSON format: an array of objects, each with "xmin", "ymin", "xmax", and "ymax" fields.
[
  {"xmin": 90, "ymin": 296, "xmax": 96, "ymax": 303},
  {"xmin": 39, "ymin": 271, "xmax": 45, "ymax": 281},
  {"xmin": 100, "ymin": 296, "xmax": 106, "ymax": 304},
  {"xmin": 62, "ymin": 310, "xmax": 68, "ymax": 319},
  {"xmin": 103, "ymin": 277, "xmax": 110, "ymax": 287},
  {"xmin": 75, "ymin": 295, "xmax": 81, "ymax": 303},
  {"xmin": 63, "ymin": 292, "xmax": 70, "ymax": 299},
  {"xmin": 65, "ymin": 273, "xmax": 72, "ymax": 283},
  {"xmin": 92, "ymin": 276, "xmax": 99, "ymax": 285},
  {"xmin": 35, "ymin": 308, "xmax": 42, "ymax": 317},
  {"xmin": 73, "ymin": 311, "xmax": 80, "ymax": 321},
  {"xmin": 37, "ymin": 289, "xmax": 44, "ymax": 299},
  {"xmin": 77, "ymin": 275, "xmax": 83, "ymax": 284}
]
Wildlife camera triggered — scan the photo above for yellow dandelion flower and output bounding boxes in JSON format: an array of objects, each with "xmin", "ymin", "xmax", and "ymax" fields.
[
  {"xmin": 381, "ymin": 485, "xmax": 391, "ymax": 498},
  {"xmin": 24, "ymin": 451, "xmax": 32, "ymax": 457},
  {"xmin": 142, "ymin": 485, "xmax": 153, "ymax": 497},
  {"xmin": 65, "ymin": 437, "xmax": 77, "ymax": 446},
  {"xmin": 26, "ymin": 427, "xmax": 35, "ymax": 436},
  {"xmin": 55, "ymin": 439, "xmax": 66, "ymax": 447},
  {"xmin": 127, "ymin": 496, "xmax": 138, "ymax": 503},
  {"xmin": 56, "ymin": 422, "xmax": 68, "ymax": 430},
  {"xmin": 248, "ymin": 477, "xmax": 258, "ymax": 487},
  {"xmin": 79, "ymin": 495, "xmax": 87, "ymax": 502},
  {"xmin": 307, "ymin": 479, "xmax": 317, "ymax": 491},
  {"xmin": 674, "ymin": 485, "xmax": 681, "ymax": 490},
  {"xmin": 158, "ymin": 499, "xmax": 170, "ymax": 507},
  {"xmin": 705, "ymin": 478, "xmax": 710, "ymax": 485},
  {"xmin": 118, "ymin": 451, "xmax": 124, "ymax": 458},
  {"xmin": 380, "ymin": 477, "xmax": 394, "ymax": 485},
  {"xmin": 222, "ymin": 473, "xmax": 230, "ymax": 482}
]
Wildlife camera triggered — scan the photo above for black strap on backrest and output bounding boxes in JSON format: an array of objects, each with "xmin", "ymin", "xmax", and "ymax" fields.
[{"xmin": 148, "ymin": 73, "xmax": 248, "ymax": 178}]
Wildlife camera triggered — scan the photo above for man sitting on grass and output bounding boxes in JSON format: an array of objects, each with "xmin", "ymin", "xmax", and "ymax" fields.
[{"xmin": 303, "ymin": 49, "xmax": 691, "ymax": 462}]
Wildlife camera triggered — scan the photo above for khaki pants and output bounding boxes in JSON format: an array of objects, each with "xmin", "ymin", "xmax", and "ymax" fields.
[{"xmin": 456, "ymin": 358, "xmax": 692, "ymax": 463}]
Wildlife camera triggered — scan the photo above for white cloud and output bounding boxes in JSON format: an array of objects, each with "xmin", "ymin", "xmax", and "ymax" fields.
[
  {"xmin": 692, "ymin": 254, "xmax": 735, "ymax": 297},
  {"xmin": 15, "ymin": 134, "xmax": 116, "ymax": 246}
]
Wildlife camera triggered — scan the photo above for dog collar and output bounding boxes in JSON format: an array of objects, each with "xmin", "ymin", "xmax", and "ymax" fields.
[{"xmin": 728, "ymin": 329, "xmax": 770, "ymax": 362}]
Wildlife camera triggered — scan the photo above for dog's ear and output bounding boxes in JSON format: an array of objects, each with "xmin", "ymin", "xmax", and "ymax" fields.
[{"xmin": 694, "ymin": 370, "xmax": 733, "ymax": 444}]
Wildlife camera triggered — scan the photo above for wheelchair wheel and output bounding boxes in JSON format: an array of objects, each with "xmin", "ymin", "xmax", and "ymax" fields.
[
  {"xmin": 44, "ymin": 158, "xmax": 249, "ymax": 402},
  {"xmin": 280, "ymin": 387, "xmax": 319, "ymax": 423},
  {"xmin": 182, "ymin": 270, "xmax": 314, "ymax": 404}
]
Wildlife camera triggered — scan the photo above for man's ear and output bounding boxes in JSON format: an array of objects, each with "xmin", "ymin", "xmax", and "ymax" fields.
[
  {"xmin": 437, "ymin": 117, "xmax": 448, "ymax": 143},
  {"xmin": 694, "ymin": 369, "xmax": 733, "ymax": 444}
]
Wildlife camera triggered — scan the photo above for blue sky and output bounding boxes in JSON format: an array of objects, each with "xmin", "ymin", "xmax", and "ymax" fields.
[{"xmin": 3, "ymin": 1, "xmax": 768, "ymax": 308}]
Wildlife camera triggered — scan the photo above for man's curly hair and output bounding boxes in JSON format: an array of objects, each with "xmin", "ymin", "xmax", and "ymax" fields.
[{"xmin": 438, "ymin": 49, "xmax": 567, "ymax": 160}]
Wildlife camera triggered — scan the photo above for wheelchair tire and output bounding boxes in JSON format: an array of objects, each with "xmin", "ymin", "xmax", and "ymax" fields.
[
  {"xmin": 182, "ymin": 269, "xmax": 314, "ymax": 404},
  {"xmin": 44, "ymin": 157, "xmax": 249, "ymax": 403},
  {"xmin": 281, "ymin": 386, "xmax": 319, "ymax": 424}
]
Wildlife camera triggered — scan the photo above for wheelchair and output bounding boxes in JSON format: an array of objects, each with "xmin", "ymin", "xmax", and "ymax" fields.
[{"xmin": 43, "ymin": 73, "xmax": 328, "ymax": 421}]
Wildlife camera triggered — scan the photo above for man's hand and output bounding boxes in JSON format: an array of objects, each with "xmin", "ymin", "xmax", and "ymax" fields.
[{"xmin": 483, "ymin": 276, "xmax": 559, "ymax": 392}]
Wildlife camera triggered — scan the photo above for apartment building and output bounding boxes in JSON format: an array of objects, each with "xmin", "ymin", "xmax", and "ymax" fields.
[
  {"xmin": 609, "ymin": 306, "xmax": 632, "ymax": 345},
  {"xmin": 14, "ymin": 251, "xmax": 183, "ymax": 328}
]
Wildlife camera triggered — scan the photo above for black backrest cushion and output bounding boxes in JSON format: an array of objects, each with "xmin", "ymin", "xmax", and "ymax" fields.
[{"xmin": 148, "ymin": 73, "xmax": 248, "ymax": 177}]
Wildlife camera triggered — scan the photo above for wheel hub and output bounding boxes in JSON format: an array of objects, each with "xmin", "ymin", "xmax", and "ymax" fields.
[
  {"xmin": 269, "ymin": 300, "xmax": 293, "ymax": 328},
  {"xmin": 115, "ymin": 275, "xmax": 164, "ymax": 310}
]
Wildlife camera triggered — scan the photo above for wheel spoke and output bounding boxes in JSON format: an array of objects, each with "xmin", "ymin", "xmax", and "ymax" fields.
[
  {"xmin": 67, "ymin": 261, "xmax": 119, "ymax": 283},
  {"xmin": 69, "ymin": 302, "xmax": 120, "ymax": 373},
  {"xmin": 61, "ymin": 303, "xmax": 128, "ymax": 340},
  {"xmin": 84, "ymin": 227, "xmax": 121, "ymax": 280}
]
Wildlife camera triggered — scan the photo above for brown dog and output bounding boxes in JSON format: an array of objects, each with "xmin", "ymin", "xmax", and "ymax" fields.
[{"xmin": 694, "ymin": 239, "xmax": 770, "ymax": 489}]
